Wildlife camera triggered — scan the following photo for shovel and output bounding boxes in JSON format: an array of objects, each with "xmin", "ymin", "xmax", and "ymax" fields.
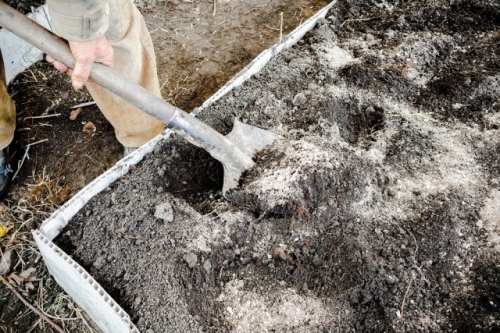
[{"xmin": 0, "ymin": 2, "xmax": 280, "ymax": 194}]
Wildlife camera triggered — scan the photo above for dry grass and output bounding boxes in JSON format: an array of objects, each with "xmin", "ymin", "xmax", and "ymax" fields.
[
  {"xmin": 1, "ymin": 32, "xmax": 111, "ymax": 333},
  {"xmin": 24, "ymin": 168, "xmax": 73, "ymax": 208},
  {"xmin": 0, "ymin": 163, "xmax": 91, "ymax": 332}
]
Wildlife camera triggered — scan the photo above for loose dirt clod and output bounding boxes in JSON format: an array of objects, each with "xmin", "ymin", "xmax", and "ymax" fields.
[
  {"xmin": 69, "ymin": 108, "xmax": 83, "ymax": 121},
  {"xmin": 82, "ymin": 121, "xmax": 96, "ymax": 134}
]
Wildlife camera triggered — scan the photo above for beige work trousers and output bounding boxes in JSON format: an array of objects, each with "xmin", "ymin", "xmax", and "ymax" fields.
[
  {"xmin": 0, "ymin": 50, "xmax": 15, "ymax": 150},
  {"xmin": 0, "ymin": 0, "xmax": 164, "ymax": 150},
  {"xmin": 87, "ymin": 0, "xmax": 165, "ymax": 148}
]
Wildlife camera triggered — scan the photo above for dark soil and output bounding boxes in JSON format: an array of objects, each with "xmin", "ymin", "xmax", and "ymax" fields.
[
  {"xmin": 50, "ymin": 0, "xmax": 500, "ymax": 332},
  {"xmin": 0, "ymin": 1, "xmax": 328, "ymax": 332}
]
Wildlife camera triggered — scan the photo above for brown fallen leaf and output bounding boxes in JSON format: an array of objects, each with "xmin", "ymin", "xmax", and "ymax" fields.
[
  {"xmin": 69, "ymin": 107, "xmax": 83, "ymax": 120},
  {"xmin": 8, "ymin": 268, "xmax": 38, "ymax": 295},
  {"xmin": 19, "ymin": 267, "xmax": 37, "ymax": 280},
  {"xmin": 82, "ymin": 121, "xmax": 96, "ymax": 134}
]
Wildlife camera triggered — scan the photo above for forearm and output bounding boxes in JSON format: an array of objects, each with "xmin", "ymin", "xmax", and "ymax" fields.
[{"xmin": 46, "ymin": 0, "xmax": 110, "ymax": 41}]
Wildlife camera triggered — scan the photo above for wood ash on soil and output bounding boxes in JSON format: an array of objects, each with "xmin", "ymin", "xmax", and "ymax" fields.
[{"xmin": 58, "ymin": 1, "xmax": 500, "ymax": 332}]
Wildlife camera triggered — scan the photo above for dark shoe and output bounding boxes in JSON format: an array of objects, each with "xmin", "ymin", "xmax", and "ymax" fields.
[{"xmin": 0, "ymin": 149, "xmax": 13, "ymax": 198}]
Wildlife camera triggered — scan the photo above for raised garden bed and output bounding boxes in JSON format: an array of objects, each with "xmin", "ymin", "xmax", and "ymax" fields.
[{"xmin": 50, "ymin": 0, "xmax": 500, "ymax": 332}]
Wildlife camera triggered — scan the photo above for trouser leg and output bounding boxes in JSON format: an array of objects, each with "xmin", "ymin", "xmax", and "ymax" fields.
[
  {"xmin": 0, "ymin": 50, "xmax": 16, "ymax": 150},
  {"xmin": 85, "ymin": 0, "xmax": 164, "ymax": 148}
]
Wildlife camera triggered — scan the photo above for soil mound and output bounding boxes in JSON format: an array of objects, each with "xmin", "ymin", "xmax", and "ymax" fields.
[{"xmin": 59, "ymin": 1, "xmax": 500, "ymax": 332}]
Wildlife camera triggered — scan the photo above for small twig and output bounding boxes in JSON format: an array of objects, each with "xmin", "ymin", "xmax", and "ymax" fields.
[
  {"xmin": 160, "ymin": 77, "xmax": 169, "ymax": 91},
  {"xmin": 401, "ymin": 225, "xmax": 431, "ymax": 287},
  {"xmin": 279, "ymin": 12, "xmax": 284, "ymax": 43},
  {"xmin": 213, "ymin": 0, "xmax": 216, "ymax": 16},
  {"xmin": 84, "ymin": 154, "xmax": 105, "ymax": 168},
  {"xmin": 400, "ymin": 276, "xmax": 413, "ymax": 317},
  {"xmin": 264, "ymin": 25, "xmax": 280, "ymax": 31},
  {"xmin": 214, "ymin": 19, "xmax": 227, "ymax": 27},
  {"xmin": 23, "ymin": 114, "xmax": 61, "ymax": 120},
  {"xmin": 219, "ymin": 266, "xmax": 224, "ymax": 278},
  {"xmin": 42, "ymin": 101, "xmax": 58, "ymax": 115},
  {"xmin": 13, "ymin": 139, "xmax": 49, "ymax": 180},
  {"xmin": 28, "ymin": 69, "xmax": 39, "ymax": 83},
  {"xmin": 71, "ymin": 101, "xmax": 96, "ymax": 109},
  {"xmin": 341, "ymin": 16, "xmax": 379, "ymax": 27},
  {"xmin": 1, "ymin": 276, "xmax": 66, "ymax": 333},
  {"xmin": 8, "ymin": 219, "xmax": 34, "ymax": 246}
]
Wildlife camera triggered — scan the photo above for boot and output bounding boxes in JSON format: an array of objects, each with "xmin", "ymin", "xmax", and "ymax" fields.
[{"xmin": 0, "ymin": 148, "xmax": 13, "ymax": 198}]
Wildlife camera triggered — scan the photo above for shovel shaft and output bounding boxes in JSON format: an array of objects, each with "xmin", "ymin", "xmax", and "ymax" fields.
[
  {"xmin": 0, "ymin": 1, "xmax": 175, "ymax": 123},
  {"xmin": 0, "ymin": 2, "xmax": 252, "ymax": 159}
]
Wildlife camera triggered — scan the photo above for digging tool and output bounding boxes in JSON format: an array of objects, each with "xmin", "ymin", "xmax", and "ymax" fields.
[{"xmin": 0, "ymin": 2, "xmax": 280, "ymax": 194}]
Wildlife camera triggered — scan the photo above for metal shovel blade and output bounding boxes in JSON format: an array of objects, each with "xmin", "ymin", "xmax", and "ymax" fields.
[
  {"xmin": 167, "ymin": 112, "xmax": 281, "ymax": 194},
  {"xmin": 223, "ymin": 119, "xmax": 281, "ymax": 192}
]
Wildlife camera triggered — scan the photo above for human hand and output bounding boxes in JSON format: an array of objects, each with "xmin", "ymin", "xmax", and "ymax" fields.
[{"xmin": 46, "ymin": 35, "xmax": 114, "ymax": 90}]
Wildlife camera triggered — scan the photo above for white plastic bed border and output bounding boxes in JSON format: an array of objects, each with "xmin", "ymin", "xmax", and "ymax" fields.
[{"xmin": 5, "ymin": 2, "xmax": 337, "ymax": 332}]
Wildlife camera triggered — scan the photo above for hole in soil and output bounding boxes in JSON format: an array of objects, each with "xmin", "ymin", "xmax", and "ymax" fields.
[
  {"xmin": 151, "ymin": 136, "xmax": 224, "ymax": 214},
  {"xmin": 333, "ymin": 101, "xmax": 386, "ymax": 147},
  {"xmin": 421, "ymin": 74, "xmax": 493, "ymax": 124},
  {"xmin": 384, "ymin": 125, "xmax": 435, "ymax": 174},
  {"xmin": 449, "ymin": 255, "xmax": 500, "ymax": 332}
]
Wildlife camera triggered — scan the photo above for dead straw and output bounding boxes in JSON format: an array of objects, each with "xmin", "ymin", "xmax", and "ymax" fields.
[
  {"xmin": 279, "ymin": 12, "xmax": 284, "ymax": 43},
  {"xmin": 400, "ymin": 276, "xmax": 413, "ymax": 317},
  {"xmin": 0, "ymin": 276, "xmax": 66, "ymax": 333},
  {"xmin": 12, "ymin": 138, "xmax": 49, "ymax": 180},
  {"xmin": 340, "ymin": 16, "xmax": 379, "ymax": 27},
  {"xmin": 23, "ymin": 114, "xmax": 61, "ymax": 120},
  {"xmin": 71, "ymin": 101, "xmax": 96, "ymax": 109}
]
